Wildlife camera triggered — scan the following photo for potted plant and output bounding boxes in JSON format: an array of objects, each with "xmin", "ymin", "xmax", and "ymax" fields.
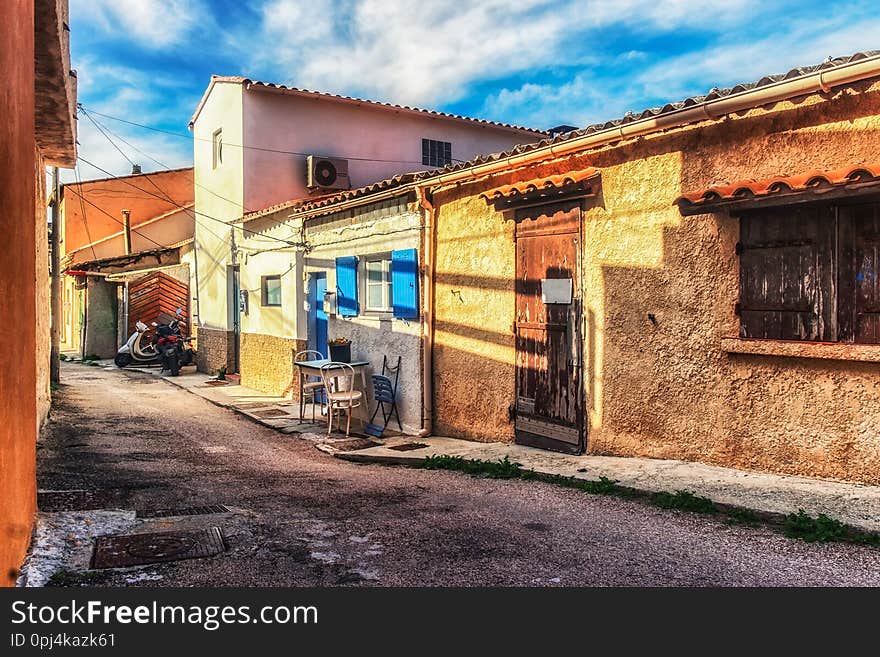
[{"xmin": 328, "ymin": 336, "xmax": 351, "ymax": 363}]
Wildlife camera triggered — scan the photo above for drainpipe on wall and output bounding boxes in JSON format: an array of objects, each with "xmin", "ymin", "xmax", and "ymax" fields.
[
  {"xmin": 50, "ymin": 167, "xmax": 61, "ymax": 383},
  {"xmin": 416, "ymin": 185, "xmax": 435, "ymax": 438}
]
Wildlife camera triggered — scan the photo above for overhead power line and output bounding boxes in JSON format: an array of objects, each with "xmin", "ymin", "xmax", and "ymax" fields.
[
  {"xmin": 76, "ymin": 156, "xmax": 304, "ymax": 248},
  {"xmin": 63, "ymin": 186, "xmax": 170, "ymax": 252},
  {"xmin": 79, "ymin": 106, "xmax": 261, "ymax": 215},
  {"xmin": 79, "ymin": 104, "xmax": 469, "ymax": 164}
]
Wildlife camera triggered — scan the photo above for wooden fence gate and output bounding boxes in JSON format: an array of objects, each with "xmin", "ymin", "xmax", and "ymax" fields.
[{"xmin": 128, "ymin": 271, "xmax": 189, "ymax": 337}]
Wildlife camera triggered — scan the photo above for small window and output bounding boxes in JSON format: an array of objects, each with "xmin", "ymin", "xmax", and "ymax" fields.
[
  {"xmin": 737, "ymin": 201, "xmax": 880, "ymax": 344},
  {"xmin": 261, "ymin": 275, "xmax": 281, "ymax": 307},
  {"xmin": 365, "ymin": 256, "xmax": 392, "ymax": 312},
  {"xmin": 422, "ymin": 138, "xmax": 452, "ymax": 167},
  {"xmin": 212, "ymin": 128, "xmax": 223, "ymax": 169}
]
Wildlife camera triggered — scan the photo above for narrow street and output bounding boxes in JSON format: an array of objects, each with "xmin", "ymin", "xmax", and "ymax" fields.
[{"xmin": 37, "ymin": 363, "xmax": 880, "ymax": 587}]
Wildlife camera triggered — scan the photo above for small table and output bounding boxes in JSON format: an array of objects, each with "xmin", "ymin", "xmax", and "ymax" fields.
[{"xmin": 294, "ymin": 359, "xmax": 370, "ymax": 422}]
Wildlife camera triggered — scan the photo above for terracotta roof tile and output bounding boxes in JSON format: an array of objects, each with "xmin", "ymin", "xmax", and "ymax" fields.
[
  {"xmin": 674, "ymin": 163, "xmax": 880, "ymax": 209},
  {"xmin": 480, "ymin": 168, "xmax": 600, "ymax": 202},
  {"xmin": 193, "ymin": 76, "xmax": 546, "ymax": 135},
  {"xmin": 414, "ymin": 51, "xmax": 880, "ymax": 181},
  {"xmin": 260, "ymin": 50, "xmax": 880, "ymax": 220}
]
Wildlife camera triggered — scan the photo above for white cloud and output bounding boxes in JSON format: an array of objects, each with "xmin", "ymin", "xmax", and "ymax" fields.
[
  {"xmin": 481, "ymin": 10, "xmax": 880, "ymax": 129},
  {"xmin": 65, "ymin": 59, "xmax": 196, "ymax": 182},
  {"xmin": 244, "ymin": 0, "xmax": 762, "ymax": 109},
  {"xmin": 71, "ymin": 0, "xmax": 203, "ymax": 48}
]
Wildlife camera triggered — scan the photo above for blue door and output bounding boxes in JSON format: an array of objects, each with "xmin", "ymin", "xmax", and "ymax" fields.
[{"xmin": 311, "ymin": 273, "xmax": 328, "ymax": 357}]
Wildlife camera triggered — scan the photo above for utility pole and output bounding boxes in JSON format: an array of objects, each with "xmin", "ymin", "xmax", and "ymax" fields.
[
  {"xmin": 122, "ymin": 209, "xmax": 132, "ymax": 255},
  {"xmin": 50, "ymin": 167, "xmax": 61, "ymax": 384}
]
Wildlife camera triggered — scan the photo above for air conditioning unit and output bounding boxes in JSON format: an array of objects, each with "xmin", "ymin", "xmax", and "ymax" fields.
[{"xmin": 306, "ymin": 155, "xmax": 350, "ymax": 190}]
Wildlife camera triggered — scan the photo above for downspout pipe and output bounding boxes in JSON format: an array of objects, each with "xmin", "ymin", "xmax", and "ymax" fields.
[
  {"xmin": 426, "ymin": 53, "xmax": 880, "ymax": 189},
  {"xmin": 416, "ymin": 185, "xmax": 435, "ymax": 437}
]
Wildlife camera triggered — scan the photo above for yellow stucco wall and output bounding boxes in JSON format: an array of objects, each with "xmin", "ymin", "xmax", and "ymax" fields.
[{"xmin": 433, "ymin": 79, "xmax": 880, "ymax": 484}]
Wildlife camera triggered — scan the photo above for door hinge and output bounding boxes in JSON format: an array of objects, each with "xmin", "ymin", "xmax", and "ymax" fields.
[
  {"xmin": 735, "ymin": 242, "xmax": 745, "ymax": 255},
  {"xmin": 734, "ymin": 302, "xmax": 742, "ymax": 316}
]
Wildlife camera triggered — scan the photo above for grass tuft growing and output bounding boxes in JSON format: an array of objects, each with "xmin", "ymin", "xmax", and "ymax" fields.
[{"xmin": 650, "ymin": 489, "xmax": 717, "ymax": 514}]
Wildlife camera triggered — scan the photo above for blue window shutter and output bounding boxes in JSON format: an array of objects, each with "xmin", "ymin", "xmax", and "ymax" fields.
[
  {"xmin": 392, "ymin": 248, "xmax": 419, "ymax": 319},
  {"xmin": 336, "ymin": 256, "xmax": 359, "ymax": 316}
]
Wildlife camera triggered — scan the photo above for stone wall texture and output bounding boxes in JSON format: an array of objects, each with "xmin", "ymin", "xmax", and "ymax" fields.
[
  {"xmin": 433, "ymin": 79, "xmax": 880, "ymax": 484},
  {"xmin": 240, "ymin": 332, "xmax": 306, "ymax": 397},
  {"xmin": 194, "ymin": 326, "xmax": 236, "ymax": 376}
]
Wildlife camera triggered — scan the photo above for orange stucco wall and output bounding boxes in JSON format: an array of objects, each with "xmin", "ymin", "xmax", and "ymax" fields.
[
  {"xmin": 433, "ymin": 78, "xmax": 880, "ymax": 485},
  {"xmin": 0, "ymin": 0, "xmax": 39, "ymax": 587},
  {"xmin": 61, "ymin": 168, "xmax": 193, "ymax": 253}
]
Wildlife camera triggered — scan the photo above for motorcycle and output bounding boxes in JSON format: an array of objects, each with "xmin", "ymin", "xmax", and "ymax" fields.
[
  {"xmin": 115, "ymin": 309, "xmax": 195, "ymax": 376},
  {"xmin": 154, "ymin": 316, "xmax": 195, "ymax": 376}
]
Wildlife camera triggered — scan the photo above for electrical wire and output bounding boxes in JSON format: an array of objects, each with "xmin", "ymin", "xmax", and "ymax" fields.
[
  {"xmin": 77, "ymin": 156, "xmax": 306, "ymax": 248},
  {"xmin": 79, "ymin": 105, "xmax": 469, "ymax": 165},
  {"xmin": 63, "ymin": 186, "xmax": 170, "ymax": 251},
  {"xmin": 72, "ymin": 165, "xmax": 99, "ymax": 260},
  {"xmin": 79, "ymin": 106, "xmax": 262, "ymax": 215}
]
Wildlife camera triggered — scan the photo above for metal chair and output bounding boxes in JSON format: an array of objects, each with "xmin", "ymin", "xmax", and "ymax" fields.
[
  {"xmin": 370, "ymin": 355, "xmax": 402, "ymax": 432},
  {"xmin": 320, "ymin": 362, "xmax": 363, "ymax": 437},
  {"xmin": 294, "ymin": 349, "xmax": 325, "ymax": 423}
]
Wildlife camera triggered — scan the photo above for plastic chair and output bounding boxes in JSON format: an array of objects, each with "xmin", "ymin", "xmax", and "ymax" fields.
[
  {"xmin": 294, "ymin": 349, "xmax": 325, "ymax": 423},
  {"xmin": 320, "ymin": 362, "xmax": 363, "ymax": 437},
  {"xmin": 370, "ymin": 355, "xmax": 402, "ymax": 432}
]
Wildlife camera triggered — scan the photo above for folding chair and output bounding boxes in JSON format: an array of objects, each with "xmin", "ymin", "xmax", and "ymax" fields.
[{"xmin": 369, "ymin": 355, "xmax": 402, "ymax": 433}]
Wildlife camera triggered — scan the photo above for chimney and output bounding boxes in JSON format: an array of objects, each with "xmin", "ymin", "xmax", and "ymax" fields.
[
  {"xmin": 122, "ymin": 210, "xmax": 132, "ymax": 255},
  {"xmin": 131, "ymin": 164, "xmax": 142, "ymax": 175}
]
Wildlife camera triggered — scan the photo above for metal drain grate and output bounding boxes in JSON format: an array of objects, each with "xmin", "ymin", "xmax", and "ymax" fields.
[
  {"xmin": 136, "ymin": 505, "xmax": 230, "ymax": 519},
  {"xmin": 387, "ymin": 442, "xmax": 429, "ymax": 452},
  {"xmin": 92, "ymin": 527, "xmax": 226, "ymax": 569},
  {"xmin": 38, "ymin": 489, "xmax": 119, "ymax": 512}
]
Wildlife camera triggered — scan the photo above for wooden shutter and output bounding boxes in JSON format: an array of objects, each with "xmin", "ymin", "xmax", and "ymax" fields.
[
  {"xmin": 335, "ymin": 256, "xmax": 359, "ymax": 316},
  {"xmin": 738, "ymin": 205, "xmax": 834, "ymax": 341},
  {"xmin": 839, "ymin": 203, "xmax": 880, "ymax": 344},
  {"xmin": 391, "ymin": 248, "xmax": 419, "ymax": 319}
]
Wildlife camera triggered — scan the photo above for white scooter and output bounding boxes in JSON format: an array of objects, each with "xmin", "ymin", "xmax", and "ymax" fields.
[{"xmin": 114, "ymin": 320, "xmax": 161, "ymax": 368}]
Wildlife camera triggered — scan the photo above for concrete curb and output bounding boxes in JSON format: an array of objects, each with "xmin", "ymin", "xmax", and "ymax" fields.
[{"xmin": 334, "ymin": 450, "xmax": 880, "ymax": 539}]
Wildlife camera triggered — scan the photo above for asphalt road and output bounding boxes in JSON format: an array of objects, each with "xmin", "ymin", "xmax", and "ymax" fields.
[{"xmin": 39, "ymin": 363, "xmax": 880, "ymax": 586}]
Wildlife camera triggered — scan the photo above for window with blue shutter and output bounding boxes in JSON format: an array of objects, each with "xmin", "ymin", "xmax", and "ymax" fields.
[
  {"xmin": 336, "ymin": 256, "xmax": 359, "ymax": 316},
  {"xmin": 391, "ymin": 248, "xmax": 419, "ymax": 319}
]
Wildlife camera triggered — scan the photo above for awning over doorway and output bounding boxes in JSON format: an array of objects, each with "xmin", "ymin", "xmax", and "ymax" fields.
[{"xmin": 675, "ymin": 163, "xmax": 880, "ymax": 215}]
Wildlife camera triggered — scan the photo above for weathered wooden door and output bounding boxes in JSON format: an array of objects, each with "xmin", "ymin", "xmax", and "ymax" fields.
[{"xmin": 514, "ymin": 200, "xmax": 584, "ymax": 454}]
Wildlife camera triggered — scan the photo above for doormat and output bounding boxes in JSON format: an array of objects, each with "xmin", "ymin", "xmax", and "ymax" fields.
[
  {"xmin": 136, "ymin": 505, "xmax": 230, "ymax": 519},
  {"xmin": 387, "ymin": 442, "xmax": 429, "ymax": 452},
  {"xmin": 204, "ymin": 380, "xmax": 229, "ymax": 386},
  {"xmin": 315, "ymin": 438, "xmax": 381, "ymax": 454},
  {"xmin": 251, "ymin": 408, "xmax": 290, "ymax": 418},
  {"xmin": 92, "ymin": 527, "xmax": 226, "ymax": 569}
]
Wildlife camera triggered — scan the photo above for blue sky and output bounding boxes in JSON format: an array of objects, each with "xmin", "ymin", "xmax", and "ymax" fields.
[{"xmin": 69, "ymin": 0, "xmax": 880, "ymax": 180}]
